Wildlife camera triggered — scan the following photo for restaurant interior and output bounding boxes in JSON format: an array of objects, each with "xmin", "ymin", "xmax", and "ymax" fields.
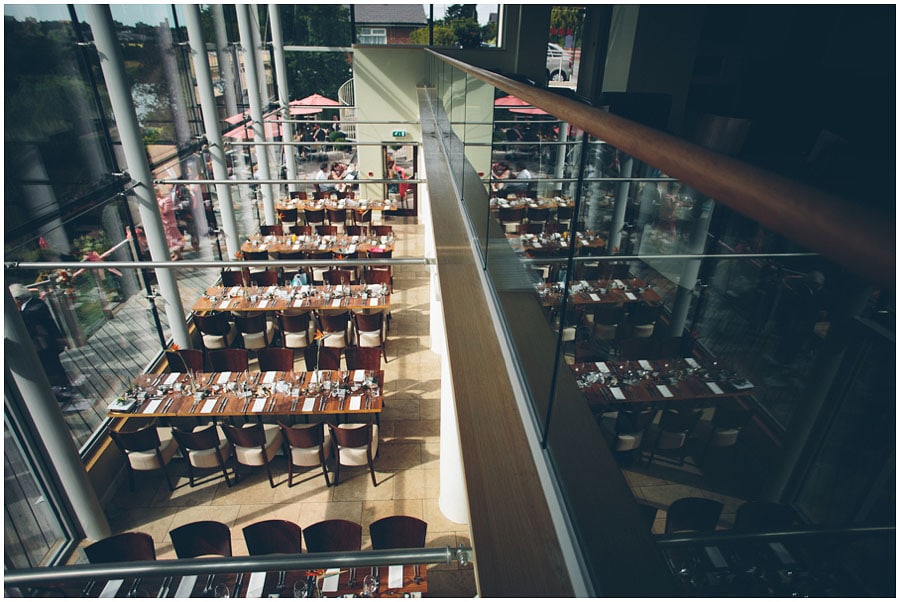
[{"xmin": 4, "ymin": 4, "xmax": 895, "ymax": 598}]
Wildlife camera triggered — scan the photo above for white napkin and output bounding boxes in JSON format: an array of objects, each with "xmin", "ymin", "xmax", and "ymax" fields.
[
  {"xmin": 389, "ymin": 565, "xmax": 404, "ymax": 588},
  {"xmin": 257, "ymin": 299, "xmax": 269, "ymax": 308},
  {"xmin": 685, "ymin": 357, "xmax": 699, "ymax": 368},
  {"xmin": 173, "ymin": 576, "xmax": 197, "ymax": 598},
  {"xmin": 769, "ymin": 542, "xmax": 796, "ymax": 565},
  {"xmin": 610, "ymin": 387, "xmax": 625, "ymax": 400},
  {"xmin": 559, "ymin": 241, "xmax": 567, "ymax": 247},
  {"xmin": 246, "ymin": 572, "xmax": 266, "ymax": 598},
  {"xmin": 252, "ymin": 398, "xmax": 266, "ymax": 412},
  {"xmin": 656, "ymin": 385, "xmax": 674, "ymax": 398},
  {"xmin": 369, "ymin": 298, "xmax": 379, "ymax": 306},
  {"xmin": 614, "ymin": 279, "xmax": 624, "ymax": 287},
  {"xmin": 639, "ymin": 360, "xmax": 652, "ymax": 370},
  {"xmin": 266, "ymin": 286, "xmax": 276, "ymax": 295},
  {"xmin": 595, "ymin": 362, "xmax": 610, "ymax": 373},
  {"xmin": 293, "ymin": 299, "xmax": 304, "ymax": 307},
  {"xmin": 263, "ymin": 372, "xmax": 276, "ymax": 384},
  {"xmin": 321, "ymin": 569, "xmax": 341, "ymax": 592},
  {"xmin": 625, "ymin": 292, "xmax": 637, "ymax": 301},
  {"xmin": 142, "ymin": 399, "xmax": 163, "ymax": 414},
  {"xmin": 706, "ymin": 382, "xmax": 724, "ymax": 394},
  {"xmin": 589, "ymin": 293, "xmax": 601, "ymax": 301},
  {"xmin": 218, "ymin": 299, "xmax": 231, "ymax": 309},
  {"xmin": 349, "ymin": 395, "xmax": 362, "ymax": 410},
  {"xmin": 200, "ymin": 399, "xmax": 217, "ymax": 413},
  {"xmin": 331, "ymin": 299, "xmax": 342, "ymax": 307},
  {"xmin": 217, "ymin": 372, "xmax": 232, "ymax": 385},
  {"xmin": 705, "ymin": 546, "xmax": 728, "ymax": 568},
  {"xmin": 531, "ymin": 242, "xmax": 542, "ymax": 248},
  {"xmin": 98, "ymin": 579, "xmax": 124, "ymax": 597},
  {"xmin": 354, "ymin": 370, "xmax": 366, "ymax": 381},
  {"xmin": 302, "ymin": 397, "xmax": 317, "ymax": 412},
  {"xmin": 164, "ymin": 372, "xmax": 180, "ymax": 385}
]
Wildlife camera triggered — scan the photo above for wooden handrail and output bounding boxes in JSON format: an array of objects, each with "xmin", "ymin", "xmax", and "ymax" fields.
[{"xmin": 428, "ymin": 50, "xmax": 895, "ymax": 289}]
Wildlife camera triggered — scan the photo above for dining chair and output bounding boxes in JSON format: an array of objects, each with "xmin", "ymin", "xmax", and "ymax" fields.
[
  {"xmin": 329, "ymin": 421, "xmax": 379, "ymax": 487},
  {"xmin": 289, "ymin": 224, "xmax": 313, "ymax": 236},
  {"xmin": 605, "ymin": 262, "xmax": 631, "ymax": 281},
  {"xmin": 304, "ymin": 208, "xmax": 326, "ymax": 228},
  {"xmin": 172, "ymin": 424, "xmax": 234, "ymax": 487},
  {"xmin": 346, "ymin": 225, "xmax": 368, "ymax": 237},
  {"xmin": 345, "ymin": 347, "xmax": 382, "ymax": 372},
  {"xmin": 109, "ymin": 424, "xmax": 178, "ymax": 491},
  {"xmin": 498, "ymin": 205, "xmax": 526, "ymax": 233},
  {"xmin": 243, "ymin": 519, "xmax": 304, "ymax": 555},
  {"xmin": 241, "ymin": 249, "xmax": 270, "ymax": 262},
  {"xmin": 555, "ymin": 203, "xmax": 574, "ymax": 229},
  {"xmin": 516, "ymin": 223, "xmax": 545, "ymax": 235},
  {"xmin": 208, "ymin": 349, "xmax": 250, "ymax": 372},
  {"xmin": 246, "ymin": 269, "xmax": 280, "ymax": 288},
  {"xmin": 279, "ymin": 311, "xmax": 312, "ymax": 350},
  {"xmin": 526, "ymin": 206, "xmax": 551, "ymax": 225},
  {"xmin": 369, "ymin": 516, "xmax": 427, "ymax": 550},
  {"xmin": 371, "ymin": 225, "xmax": 393, "ymax": 237},
  {"xmin": 166, "ymin": 348, "xmax": 204, "ymax": 373},
  {"xmin": 234, "ymin": 313, "xmax": 277, "ymax": 352},
  {"xmin": 362, "ymin": 268, "xmax": 394, "ymax": 309},
  {"xmin": 664, "ymin": 497, "xmax": 723, "ymax": 534},
  {"xmin": 221, "ymin": 268, "xmax": 250, "ymax": 288},
  {"xmin": 585, "ymin": 303, "xmax": 625, "ymax": 341},
  {"xmin": 85, "ymin": 532, "xmax": 156, "ymax": 564},
  {"xmin": 316, "ymin": 310, "xmax": 350, "ymax": 348},
  {"xmin": 278, "ymin": 421, "xmax": 331, "ymax": 487},
  {"xmin": 353, "ymin": 209, "xmax": 372, "ymax": 227},
  {"xmin": 305, "ymin": 250, "xmax": 333, "ymax": 285},
  {"xmin": 259, "ymin": 225, "xmax": 280, "ymax": 236},
  {"xmin": 193, "ymin": 312, "xmax": 238, "ymax": 351},
  {"xmin": 315, "ymin": 346, "xmax": 343, "ymax": 371},
  {"xmin": 733, "ymin": 501, "xmax": 798, "ymax": 531},
  {"xmin": 628, "ymin": 302, "xmax": 663, "ymax": 338},
  {"xmin": 275, "ymin": 249, "xmax": 305, "ymax": 286},
  {"xmin": 258, "ymin": 347, "xmax": 296, "ymax": 372},
  {"xmin": 290, "ymin": 191, "xmax": 307, "ymax": 201},
  {"xmin": 326, "ymin": 207, "xmax": 348, "ymax": 230},
  {"xmin": 646, "ymin": 408, "xmax": 703, "ymax": 465},
  {"xmin": 351, "ymin": 311, "xmax": 387, "ymax": 362},
  {"xmin": 701, "ymin": 404, "xmax": 750, "ymax": 461},
  {"xmin": 221, "ymin": 422, "xmax": 284, "ymax": 488},
  {"xmin": 170, "ymin": 521, "xmax": 232, "ymax": 558},
  {"xmin": 316, "ymin": 224, "xmax": 338, "ymax": 237},
  {"xmin": 611, "ymin": 407, "xmax": 656, "ymax": 455},
  {"xmin": 324, "ymin": 267, "xmax": 357, "ymax": 286},
  {"xmin": 303, "ymin": 519, "xmax": 362, "ymax": 553},
  {"xmin": 278, "ymin": 207, "xmax": 298, "ymax": 233}
]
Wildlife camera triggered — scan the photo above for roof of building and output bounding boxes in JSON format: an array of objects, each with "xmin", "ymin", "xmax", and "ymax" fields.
[{"xmin": 353, "ymin": 4, "xmax": 427, "ymax": 26}]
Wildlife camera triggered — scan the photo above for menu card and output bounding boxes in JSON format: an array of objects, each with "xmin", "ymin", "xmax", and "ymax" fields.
[
  {"xmin": 589, "ymin": 293, "xmax": 601, "ymax": 302},
  {"xmin": 218, "ymin": 299, "xmax": 232, "ymax": 309},
  {"xmin": 625, "ymin": 292, "xmax": 637, "ymax": 301},
  {"xmin": 353, "ymin": 370, "xmax": 366, "ymax": 382},
  {"xmin": 613, "ymin": 279, "xmax": 624, "ymax": 288},
  {"xmin": 321, "ymin": 569, "xmax": 341, "ymax": 593},
  {"xmin": 331, "ymin": 299, "xmax": 342, "ymax": 307},
  {"xmin": 257, "ymin": 299, "xmax": 269, "ymax": 308},
  {"xmin": 142, "ymin": 399, "xmax": 163, "ymax": 414},
  {"xmin": 246, "ymin": 572, "xmax": 266, "ymax": 598},
  {"xmin": 684, "ymin": 357, "xmax": 700, "ymax": 369},
  {"xmin": 302, "ymin": 397, "xmax": 317, "ymax": 412},
  {"xmin": 656, "ymin": 385, "xmax": 674, "ymax": 398},
  {"xmin": 595, "ymin": 362, "xmax": 610, "ymax": 373},
  {"xmin": 217, "ymin": 372, "xmax": 232, "ymax": 385},
  {"xmin": 99, "ymin": 580, "xmax": 124, "ymax": 598},
  {"xmin": 389, "ymin": 566, "xmax": 404, "ymax": 589},
  {"xmin": 294, "ymin": 299, "xmax": 305, "ymax": 308},
  {"xmin": 164, "ymin": 372, "xmax": 180, "ymax": 386},
  {"xmin": 349, "ymin": 396, "xmax": 362, "ymax": 410},
  {"xmin": 609, "ymin": 387, "xmax": 626, "ymax": 400},
  {"xmin": 369, "ymin": 298, "xmax": 380, "ymax": 306},
  {"xmin": 173, "ymin": 576, "xmax": 197, "ymax": 598},
  {"xmin": 252, "ymin": 398, "xmax": 267, "ymax": 412},
  {"xmin": 706, "ymin": 382, "xmax": 724, "ymax": 395},
  {"xmin": 200, "ymin": 398, "xmax": 218, "ymax": 413},
  {"xmin": 638, "ymin": 360, "xmax": 653, "ymax": 370}
]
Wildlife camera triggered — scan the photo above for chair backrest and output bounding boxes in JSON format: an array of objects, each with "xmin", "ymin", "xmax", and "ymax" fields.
[
  {"xmin": 279, "ymin": 421, "xmax": 326, "ymax": 449},
  {"xmin": 278, "ymin": 208, "xmax": 298, "ymax": 223},
  {"xmin": 658, "ymin": 409, "xmax": 702, "ymax": 435},
  {"xmin": 369, "ymin": 516, "xmax": 427, "ymax": 550},
  {"xmin": 242, "ymin": 249, "xmax": 269, "ymax": 261},
  {"xmin": 85, "ymin": 532, "xmax": 156, "ymax": 563},
  {"xmin": 712, "ymin": 404, "xmax": 750, "ymax": 430},
  {"xmin": 329, "ymin": 421, "xmax": 373, "ymax": 449},
  {"xmin": 289, "ymin": 224, "xmax": 313, "ymax": 236},
  {"xmin": 527, "ymin": 206, "xmax": 550, "ymax": 223},
  {"xmin": 516, "ymin": 223, "xmax": 545, "ymax": 235},
  {"xmin": 556, "ymin": 204, "xmax": 574, "ymax": 221},
  {"xmin": 665, "ymin": 497, "xmax": 723, "ymax": 534},
  {"xmin": 594, "ymin": 303, "xmax": 625, "ymax": 325},
  {"xmin": 247, "ymin": 270, "xmax": 279, "ymax": 287},
  {"xmin": 172, "ymin": 424, "xmax": 221, "ymax": 453},
  {"xmin": 303, "ymin": 519, "xmax": 362, "ymax": 553},
  {"xmin": 615, "ymin": 409, "xmax": 656, "ymax": 434},
  {"xmin": 367, "ymin": 248, "xmax": 393, "ymax": 261},
  {"xmin": 316, "ymin": 225, "xmax": 338, "ymax": 236},
  {"xmin": 324, "ymin": 268, "xmax": 356, "ymax": 285},
  {"xmin": 629, "ymin": 302, "xmax": 663, "ymax": 325},
  {"xmin": 166, "ymin": 349, "xmax": 204, "ymax": 373},
  {"xmin": 110, "ymin": 424, "xmax": 162, "ymax": 453},
  {"xmin": 259, "ymin": 225, "xmax": 280, "ymax": 236},
  {"xmin": 243, "ymin": 519, "xmax": 304, "ymax": 555},
  {"xmin": 372, "ymin": 225, "xmax": 393, "ymax": 237},
  {"xmin": 354, "ymin": 209, "xmax": 372, "ymax": 225},
  {"xmin": 363, "ymin": 268, "xmax": 392, "ymax": 287},
  {"xmin": 305, "ymin": 208, "xmax": 326, "ymax": 225},
  {"xmin": 317, "ymin": 311, "xmax": 349, "ymax": 333},
  {"xmin": 733, "ymin": 501, "xmax": 798, "ymax": 531},
  {"xmin": 258, "ymin": 347, "xmax": 295, "ymax": 371},
  {"xmin": 291, "ymin": 191, "xmax": 307, "ymax": 200},
  {"xmin": 346, "ymin": 225, "xmax": 367, "ymax": 236},
  {"xmin": 234, "ymin": 313, "xmax": 269, "ymax": 336},
  {"xmin": 208, "ymin": 349, "xmax": 249, "ymax": 372},
  {"xmin": 498, "ymin": 206, "xmax": 525, "ymax": 224},
  {"xmin": 305, "ymin": 250, "xmax": 333, "ymax": 261},
  {"xmin": 222, "ymin": 422, "xmax": 266, "ymax": 449},
  {"xmin": 326, "ymin": 208, "xmax": 347, "ymax": 224},
  {"xmin": 346, "ymin": 347, "xmax": 382, "ymax": 371},
  {"xmin": 316, "ymin": 346, "xmax": 343, "ymax": 370},
  {"xmin": 221, "ymin": 268, "xmax": 249, "ymax": 287},
  {"xmin": 280, "ymin": 311, "xmax": 311, "ymax": 334},
  {"xmin": 170, "ymin": 521, "xmax": 232, "ymax": 558},
  {"xmin": 193, "ymin": 312, "xmax": 232, "ymax": 337}
]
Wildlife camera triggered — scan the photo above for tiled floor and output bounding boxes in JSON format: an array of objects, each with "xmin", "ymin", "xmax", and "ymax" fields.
[{"xmin": 99, "ymin": 218, "xmax": 477, "ymax": 596}]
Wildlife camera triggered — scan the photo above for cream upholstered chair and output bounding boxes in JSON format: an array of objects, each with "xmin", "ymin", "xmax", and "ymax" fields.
[
  {"xmin": 328, "ymin": 421, "xmax": 379, "ymax": 486},
  {"xmin": 222, "ymin": 423, "xmax": 284, "ymax": 488},
  {"xmin": 193, "ymin": 312, "xmax": 238, "ymax": 351},
  {"xmin": 612, "ymin": 408, "xmax": 656, "ymax": 453},
  {"xmin": 316, "ymin": 310, "xmax": 350, "ymax": 349},
  {"xmin": 352, "ymin": 310, "xmax": 387, "ymax": 362},
  {"xmin": 234, "ymin": 313, "xmax": 277, "ymax": 352},
  {"xmin": 109, "ymin": 424, "xmax": 178, "ymax": 491},
  {"xmin": 278, "ymin": 422, "xmax": 331, "ymax": 487},
  {"xmin": 172, "ymin": 424, "xmax": 234, "ymax": 487},
  {"xmin": 279, "ymin": 311, "xmax": 313, "ymax": 350}
]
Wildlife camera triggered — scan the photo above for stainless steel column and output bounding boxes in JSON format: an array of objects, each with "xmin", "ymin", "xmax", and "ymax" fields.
[
  {"xmin": 236, "ymin": 4, "xmax": 276, "ymax": 225},
  {"xmin": 4, "ymin": 288, "xmax": 111, "ymax": 541},
  {"xmin": 87, "ymin": 5, "xmax": 190, "ymax": 348},
  {"xmin": 607, "ymin": 155, "xmax": 633, "ymax": 252},
  {"xmin": 212, "ymin": 5, "xmax": 238, "ymax": 118},
  {"xmin": 269, "ymin": 4, "xmax": 298, "ymax": 195},
  {"xmin": 185, "ymin": 6, "xmax": 241, "ymax": 260}
]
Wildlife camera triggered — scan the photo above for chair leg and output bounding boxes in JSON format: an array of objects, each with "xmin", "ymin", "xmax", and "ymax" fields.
[
  {"xmin": 287, "ymin": 462, "xmax": 294, "ymax": 488},
  {"xmin": 264, "ymin": 459, "xmax": 276, "ymax": 488},
  {"xmin": 127, "ymin": 466, "xmax": 135, "ymax": 492},
  {"xmin": 186, "ymin": 462, "xmax": 196, "ymax": 488},
  {"xmin": 333, "ymin": 461, "xmax": 341, "ymax": 486},
  {"xmin": 368, "ymin": 456, "xmax": 378, "ymax": 487},
  {"xmin": 160, "ymin": 463, "xmax": 175, "ymax": 492}
]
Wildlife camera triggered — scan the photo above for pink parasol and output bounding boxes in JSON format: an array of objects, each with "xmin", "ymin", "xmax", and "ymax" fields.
[
  {"xmin": 291, "ymin": 93, "xmax": 341, "ymax": 107},
  {"xmin": 494, "ymin": 95, "xmax": 549, "ymax": 115}
]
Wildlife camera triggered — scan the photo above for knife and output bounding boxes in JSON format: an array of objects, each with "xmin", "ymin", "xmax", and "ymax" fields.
[
  {"xmin": 232, "ymin": 572, "xmax": 244, "ymax": 598},
  {"xmin": 157, "ymin": 575, "xmax": 172, "ymax": 598}
]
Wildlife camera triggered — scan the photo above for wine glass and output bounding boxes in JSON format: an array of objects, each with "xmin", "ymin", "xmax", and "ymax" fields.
[{"xmin": 213, "ymin": 583, "xmax": 230, "ymax": 598}]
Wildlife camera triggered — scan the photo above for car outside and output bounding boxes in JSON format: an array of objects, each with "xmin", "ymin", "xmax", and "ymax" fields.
[{"xmin": 546, "ymin": 42, "xmax": 573, "ymax": 82}]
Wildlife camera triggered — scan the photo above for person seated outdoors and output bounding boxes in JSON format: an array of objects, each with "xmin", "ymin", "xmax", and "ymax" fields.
[
  {"xmin": 330, "ymin": 162, "xmax": 347, "ymax": 193},
  {"xmin": 505, "ymin": 162, "xmax": 533, "ymax": 194},
  {"xmin": 491, "ymin": 161, "xmax": 511, "ymax": 193},
  {"xmin": 316, "ymin": 162, "xmax": 335, "ymax": 193}
]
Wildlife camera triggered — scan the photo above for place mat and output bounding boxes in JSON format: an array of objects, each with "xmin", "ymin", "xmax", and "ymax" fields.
[
  {"xmin": 252, "ymin": 398, "xmax": 267, "ymax": 412},
  {"xmin": 321, "ymin": 569, "xmax": 341, "ymax": 593},
  {"xmin": 656, "ymin": 385, "xmax": 674, "ymax": 398},
  {"xmin": 200, "ymin": 398, "xmax": 218, "ymax": 413},
  {"xmin": 164, "ymin": 372, "xmax": 180, "ymax": 386},
  {"xmin": 349, "ymin": 396, "xmax": 362, "ymax": 411},
  {"xmin": 638, "ymin": 360, "xmax": 652, "ymax": 370},
  {"xmin": 263, "ymin": 372, "xmax": 277, "ymax": 384},
  {"xmin": 353, "ymin": 370, "xmax": 366, "ymax": 382},
  {"xmin": 217, "ymin": 372, "xmax": 232, "ymax": 385},
  {"xmin": 594, "ymin": 362, "xmax": 610, "ymax": 373},
  {"xmin": 589, "ymin": 293, "xmax": 601, "ymax": 302},
  {"xmin": 625, "ymin": 292, "xmax": 637, "ymax": 301},
  {"xmin": 684, "ymin": 357, "xmax": 700, "ymax": 369}
]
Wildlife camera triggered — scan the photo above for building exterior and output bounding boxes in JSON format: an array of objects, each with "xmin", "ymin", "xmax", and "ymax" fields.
[{"xmin": 353, "ymin": 4, "xmax": 427, "ymax": 45}]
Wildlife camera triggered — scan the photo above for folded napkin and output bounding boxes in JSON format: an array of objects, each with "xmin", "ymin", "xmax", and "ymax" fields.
[
  {"xmin": 369, "ymin": 298, "xmax": 379, "ymax": 306},
  {"xmin": 684, "ymin": 357, "xmax": 700, "ymax": 368},
  {"xmin": 768, "ymin": 542, "xmax": 796, "ymax": 565},
  {"xmin": 217, "ymin": 372, "xmax": 232, "ymax": 385},
  {"xmin": 656, "ymin": 385, "xmax": 674, "ymax": 398},
  {"xmin": 251, "ymin": 398, "xmax": 266, "ymax": 412},
  {"xmin": 263, "ymin": 372, "xmax": 276, "ymax": 384},
  {"xmin": 589, "ymin": 293, "xmax": 601, "ymax": 302},
  {"xmin": 173, "ymin": 576, "xmax": 197, "ymax": 598},
  {"xmin": 99, "ymin": 580, "xmax": 124, "ymax": 598},
  {"xmin": 331, "ymin": 299, "xmax": 342, "ymax": 307},
  {"xmin": 142, "ymin": 399, "xmax": 163, "ymax": 414},
  {"xmin": 610, "ymin": 387, "xmax": 625, "ymax": 400},
  {"xmin": 354, "ymin": 370, "xmax": 366, "ymax": 382},
  {"xmin": 164, "ymin": 372, "xmax": 180, "ymax": 386},
  {"xmin": 257, "ymin": 299, "xmax": 269, "ymax": 308},
  {"xmin": 321, "ymin": 569, "xmax": 341, "ymax": 593},
  {"xmin": 389, "ymin": 565, "xmax": 404, "ymax": 589},
  {"xmin": 218, "ymin": 299, "xmax": 231, "ymax": 309},
  {"xmin": 638, "ymin": 360, "xmax": 652, "ymax": 370},
  {"xmin": 302, "ymin": 397, "xmax": 317, "ymax": 412},
  {"xmin": 595, "ymin": 362, "xmax": 610, "ymax": 373},
  {"xmin": 625, "ymin": 292, "xmax": 637, "ymax": 301},
  {"xmin": 200, "ymin": 398, "xmax": 218, "ymax": 413},
  {"xmin": 706, "ymin": 382, "xmax": 724, "ymax": 395},
  {"xmin": 246, "ymin": 572, "xmax": 266, "ymax": 598},
  {"xmin": 349, "ymin": 395, "xmax": 362, "ymax": 410}
]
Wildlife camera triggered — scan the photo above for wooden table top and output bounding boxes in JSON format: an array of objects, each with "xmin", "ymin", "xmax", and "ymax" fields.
[
  {"xmin": 570, "ymin": 357, "xmax": 754, "ymax": 408},
  {"xmin": 537, "ymin": 278, "xmax": 663, "ymax": 307},
  {"xmin": 276, "ymin": 197, "xmax": 399, "ymax": 213},
  {"xmin": 490, "ymin": 196, "xmax": 573, "ymax": 210},
  {"xmin": 507, "ymin": 231, "xmax": 606, "ymax": 256},
  {"xmin": 194, "ymin": 284, "xmax": 391, "ymax": 313},
  {"xmin": 108, "ymin": 370, "xmax": 384, "ymax": 418},
  {"xmin": 50, "ymin": 565, "xmax": 426, "ymax": 598},
  {"xmin": 241, "ymin": 233, "xmax": 394, "ymax": 257}
]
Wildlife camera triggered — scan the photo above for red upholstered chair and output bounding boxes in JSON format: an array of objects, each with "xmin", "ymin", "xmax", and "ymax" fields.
[
  {"xmin": 85, "ymin": 532, "xmax": 156, "ymax": 563},
  {"xmin": 303, "ymin": 519, "xmax": 362, "ymax": 553}
]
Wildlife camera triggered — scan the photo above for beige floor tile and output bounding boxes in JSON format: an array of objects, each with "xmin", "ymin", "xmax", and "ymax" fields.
[
  {"xmin": 423, "ymin": 468, "xmax": 441, "ymax": 498},
  {"xmin": 107, "ymin": 505, "xmax": 178, "ymax": 544},
  {"xmin": 210, "ymin": 470, "xmax": 281, "ymax": 506},
  {"xmin": 299, "ymin": 501, "xmax": 363, "ymax": 526},
  {"xmin": 152, "ymin": 474, "xmax": 224, "ymax": 507},
  {"xmin": 332, "ymin": 470, "xmax": 395, "ymax": 502},
  {"xmin": 634, "ymin": 483, "xmax": 707, "ymax": 507},
  {"xmin": 423, "ymin": 498, "xmax": 468, "ymax": 533},
  {"xmin": 425, "ymin": 532, "xmax": 458, "ymax": 548},
  {"xmin": 420, "ymin": 441, "xmax": 441, "ymax": 470},
  {"xmin": 393, "ymin": 419, "xmax": 440, "ymax": 440},
  {"xmin": 377, "ymin": 442, "xmax": 422, "ymax": 470},
  {"xmin": 231, "ymin": 503, "xmax": 303, "ymax": 532},
  {"xmin": 389, "ymin": 468, "xmax": 427, "ymax": 500},
  {"xmin": 419, "ymin": 399, "xmax": 441, "ymax": 420},
  {"xmin": 361, "ymin": 499, "xmax": 424, "ymax": 527},
  {"xmin": 382, "ymin": 398, "xmax": 420, "ymax": 421},
  {"xmin": 164, "ymin": 505, "xmax": 242, "ymax": 541},
  {"xmin": 272, "ymin": 469, "xmax": 334, "ymax": 504}
]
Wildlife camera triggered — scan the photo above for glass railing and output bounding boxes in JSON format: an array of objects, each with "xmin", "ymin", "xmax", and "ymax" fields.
[{"xmin": 425, "ymin": 52, "xmax": 895, "ymax": 594}]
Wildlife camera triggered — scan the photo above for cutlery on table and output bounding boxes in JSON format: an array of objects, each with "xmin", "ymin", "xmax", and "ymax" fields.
[
  {"xmin": 80, "ymin": 580, "xmax": 95, "ymax": 597},
  {"xmin": 126, "ymin": 577, "xmax": 142, "ymax": 598},
  {"xmin": 202, "ymin": 574, "xmax": 215, "ymax": 596},
  {"xmin": 276, "ymin": 570, "xmax": 287, "ymax": 591},
  {"xmin": 232, "ymin": 572, "xmax": 245, "ymax": 598},
  {"xmin": 157, "ymin": 576, "xmax": 173, "ymax": 598}
]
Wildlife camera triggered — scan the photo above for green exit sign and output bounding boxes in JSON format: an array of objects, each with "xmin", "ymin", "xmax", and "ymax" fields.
[{"xmin": 391, "ymin": 130, "xmax": 407, "ymax": 137}]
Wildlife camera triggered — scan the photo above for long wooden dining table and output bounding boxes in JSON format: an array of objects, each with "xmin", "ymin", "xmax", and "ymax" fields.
[
  {"xmin": 108, "ymin": 369, "xmax": 384, "ymax": 418},
  {"xmin": 507, "ymin": 230, "xmax": 607, "ymax": 257},
  {"xmin": 275, "ymin": 197, "xmax": 399, "ymax": 214},
  {"xmin": 489, "ymin": 195, "xmax": 573, "ymax": 211},
  {"xmin": 43, "ymin": 564, "xmax": 426, "ymax": 598},
  {"xmin": 536, "ymin": 278, "xmax": 663, "ymax": 307},
  {"xmin": 241, "ymin": 232, "xmax": 394, "ymax": 257},
  {"xmin": 193, "ymin": 284, "xmax": 391, "ymax": 313},
  {"xmin": 570, "ymin": 357, "xmax": 755, "ymax": 409}
]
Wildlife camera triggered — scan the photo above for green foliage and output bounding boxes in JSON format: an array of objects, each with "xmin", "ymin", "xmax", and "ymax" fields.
[
  {"xmin": 73, "ymin": 232, "xmax": 111, "ymax": 256},
  {"xmin": 452, "ymin": 18, "xmax": 482, "ymax": 48},
  {"xmin": 277, "ymin": 5, "xmax": 352, "ymax": 100},
  {"xmin": 550, "ymin": 6, "xmax": 584, "ymax": 46},
  {"xmin": 326, "ymin": 130, "xmax": 347, "ymax": 142},
  {"xmin": 445, "ymin": 4, "xmax": 477, "ymax": 21}
]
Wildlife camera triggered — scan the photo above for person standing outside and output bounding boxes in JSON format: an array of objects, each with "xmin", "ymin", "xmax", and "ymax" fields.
[{"xmin": 10, "ymin": 283, "xmax": 75, "ymax": 394}]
